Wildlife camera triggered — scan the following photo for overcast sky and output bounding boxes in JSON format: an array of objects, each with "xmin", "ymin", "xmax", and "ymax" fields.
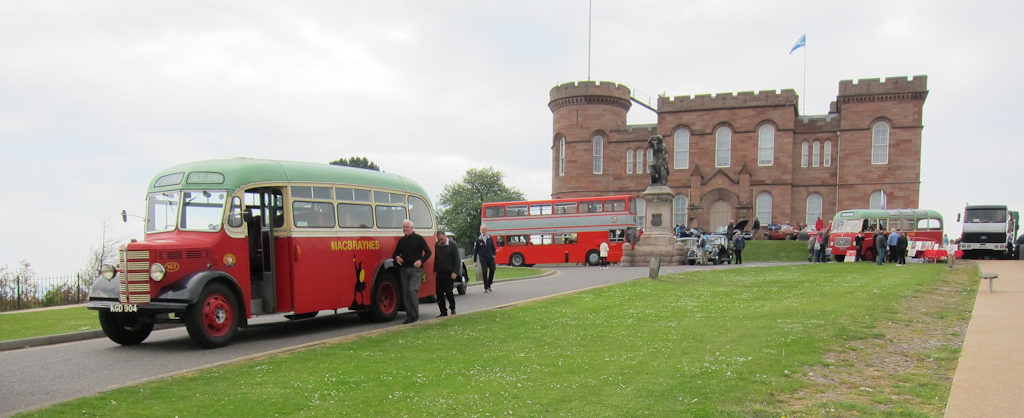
[{"xmin": 2, "ymin": 1, "xmax": 1021, "ymax": 275}]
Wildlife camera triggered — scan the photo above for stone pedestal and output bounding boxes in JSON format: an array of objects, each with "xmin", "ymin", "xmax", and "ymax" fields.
[{"xmin": 621, "ymin": 185, "xmax": 688, "ymax": 267}]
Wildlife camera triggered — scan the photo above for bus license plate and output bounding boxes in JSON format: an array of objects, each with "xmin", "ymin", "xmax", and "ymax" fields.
[{"xmin": 110, "ymin": 304, "xmax": 138, "ymax": 313}]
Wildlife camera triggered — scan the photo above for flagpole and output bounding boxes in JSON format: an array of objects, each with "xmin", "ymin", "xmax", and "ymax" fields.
[
  {"xmin": 802, "ymin": 31, "xmax": 807, "ymax": 115},
  {"xmin": 587, "ymin": 0, "xmax": 592, "ymax": 80}
]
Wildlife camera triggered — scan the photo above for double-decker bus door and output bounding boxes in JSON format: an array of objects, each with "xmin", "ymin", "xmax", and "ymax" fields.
[{"xmin": 245, "ymin": 188, "xmax": 282, "ymax": 314}]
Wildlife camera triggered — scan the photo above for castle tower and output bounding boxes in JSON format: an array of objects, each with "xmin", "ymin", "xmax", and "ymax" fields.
[{"xmin": 549, "ymin": 81, "xmax": 632, "ymax": 196}]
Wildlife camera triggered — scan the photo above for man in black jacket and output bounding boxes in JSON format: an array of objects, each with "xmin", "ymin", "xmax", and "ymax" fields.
[
  {"xmin": 433, "ymin": 231, "xmax": 460, "ymax": 317},
  {"xmin": 474, "ymin": 225, "xmax": 497, "ymax": 292},
  {"xmin": 393, "ymin": 219, "xmax": 431, "ymax": 324}
]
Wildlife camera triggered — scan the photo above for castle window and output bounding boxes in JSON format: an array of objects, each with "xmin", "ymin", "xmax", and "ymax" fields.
[
  {"xmin": 756, "ymin": 192, "xmax": 772, "ymax": 225},
  {"xmin": 872, "ymin": 121, "xmax": 889, "ymax": 164},
  {"xmin": 869, "ymin": 190, "xmax": 886, "ymax": 210},
  {"xmin": 674, "ymin": 129, "xmax": 689, "ymax": 169},
  {"xmin": 801, "ymin": 141, "xmax": 809, "ymax": 167},
  {"xmin": 673, "ymin": 194, "xmax": 688, "ymax": 226},
  {"xmin": 558, "ymin": 137, "xmax": 565, "ymax": 176},
  {"xmin": 806, "ymin": 193, "xmax": 823, "ymax": 226},
  {"xmin": 824, "ymin": 140, "xmax": 832, "ymax": 167},
  {"xmin": 626, "ymin": 149, "xmax": 633, "ymax": 174},
  {"xmin": 757, "ymin": 124, "xmax": 774, "ymax": 166},
  {"xmin": 646, "ymin": 148, "xmax": 654, "ymax": 173},
  {"xmin": 812, "ymin": 141, "xmax": 820, "ymax": 167},
  {"xmin": 635, "ymin": 147, "xmax": 644, "ymax": 174},
  {"xmin": 592, "ymin": 135, "xmax": 604, "ymax": 174},
  {"xmin": 715, "ymin": 126, "xmax": 731, "ymax": 167}
]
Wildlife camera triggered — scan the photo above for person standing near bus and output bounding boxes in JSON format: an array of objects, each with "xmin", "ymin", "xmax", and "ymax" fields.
[
  {"xmin": 474, "ymin": 225, "xmax": 497, "ymax": 292},
  {"xmin": 432, "ymin": 231, "xmax": 459, "ymax": 317},
  {"xmin": 875, "ymin": 230, "xmax": 888, "ymax": 265},
  {"xmin": 394, "ymin": 219, "xmax": 432, "ymax": 324},
  {"xmin": 887, "ymin": 229, "xmax": 900, "ymax": 263},
  {"xmin": 599, "ymin": 241, "xmax": 609, "ymax": 269},
  {"xmin": 896, "ymin": 231, "xmax": 908, "ymax": 266}
]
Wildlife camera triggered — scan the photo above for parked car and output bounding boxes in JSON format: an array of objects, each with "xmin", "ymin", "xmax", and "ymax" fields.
[
  {"xmin": 797, "ymin": 227, "xmax": 818, "ymax": 242},
  {"xmin": 683, "ymin": 236, "xmax": 709, "ymax": 265},
  {"xmin": 712, "ymin": 220, "xmax": 750, "ymax": 239},
  {"xmin": 446, "ymin": 232, "xmax": 469, "ymax": 295},
  {"xmin": 764, "ymin": 223, "xmax": 797, "ymax": 240},
  {"xmin": 706, "ymin": 234, "xmax": 733, "ymax": 265}
]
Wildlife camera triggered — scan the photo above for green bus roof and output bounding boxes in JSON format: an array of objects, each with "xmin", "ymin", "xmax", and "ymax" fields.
[
  {"xmin": 147, "ymin": 158, "xmax": 431, "ymax": 201},
  {"xmin": 833, "ymin": 208, "xmax": 943, "ymax": 220}
]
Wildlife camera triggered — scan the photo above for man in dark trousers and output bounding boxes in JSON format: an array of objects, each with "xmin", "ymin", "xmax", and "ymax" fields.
[
  {"xmin": 433, "ymin": 231, "xmax": 459, "ymax": 317},
  {"xmin": 732, "ymin": 232, "xmax": 746, "ymax": 264},
  {"xmin": 393, "ymin": 219, "xmax": 431, "ymax": 324},
  {"xmin": 474, "ymin": 224, "xmax": 497, "ymax": 292},
  {"xmin": 896, "ymin": 231, "xmax": 909, "ymax": 266}
]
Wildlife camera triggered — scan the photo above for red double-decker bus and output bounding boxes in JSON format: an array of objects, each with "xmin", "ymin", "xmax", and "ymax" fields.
[
  {"xmin": 88, "ymin": 159, "xmax": 444, "ymax": 348},
  {"xmin": 481, "ymin": 196, "xmax": 638, "ymax": 266}
]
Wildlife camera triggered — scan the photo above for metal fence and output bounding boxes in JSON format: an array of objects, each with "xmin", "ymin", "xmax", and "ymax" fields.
[{"xmin": 0, "ymin": 273, "xmax": 94, "ymax": 312}]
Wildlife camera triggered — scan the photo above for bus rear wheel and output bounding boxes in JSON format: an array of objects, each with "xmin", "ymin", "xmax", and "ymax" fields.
[
  {"xmin": 185, "ymin": 282, "xmax": 240, "ymax": 349},
  {"xmin": 98, "ymin": 311, "xmax": 154, "ymax": 345},
  {"xmin": 510, "ymin": 253, "xmax": 525, "ymax": 267},
  {"xmin": 456, "ymin": 265, "xmax": 468, "ymax": 295},
  {"xmin": 585, "ymin": 250, "xmax": 600, "ymax": 266},
  {"xmin": 360, "ymin": 273, "xmax": 399, "ymax": 322}
]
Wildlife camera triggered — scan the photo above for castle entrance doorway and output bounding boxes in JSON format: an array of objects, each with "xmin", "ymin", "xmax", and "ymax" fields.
[{"xmin": 709, "ymin": 200, "xmax": 732, "ymax": 231}]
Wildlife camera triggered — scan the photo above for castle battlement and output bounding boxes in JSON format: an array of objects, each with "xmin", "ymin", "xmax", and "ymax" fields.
[
  {"xmin": 549, "ymin": 80, "xmax": 631, "ymax": 102},
  {"xmin": 838, "ymin": 75, "xmax": 927, "ymax": 96},
  {"xmin": 658, "ymin": 89, "xmax": 798, "ymax": 112}
]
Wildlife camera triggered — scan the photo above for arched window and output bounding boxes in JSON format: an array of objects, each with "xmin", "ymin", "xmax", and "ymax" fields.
[
  {"xmin": 646, "ymin": 148, "xmax": 654, "ymax": 173},
  {"xmin": 756, "ymin": 192, "xmax": 772, "ymax": 225},
  {"xmin": 869, "ymin": 190, "xmax": 886, "ymax": 210},
  {"xmin": 626, "ymin": 149, "xmax": 633, "ymax": 174},
  {"xmin": 636, "ymin": 198, "xmax": 647, "ymax": 228},
  {"xmin": 558, "ymin": 137, "xmax": 565, "ymax": 176},
  {"xmin": 757, "ymin": 124, "xmax": 775, "ymax": 166},
  {"xmin": 801, "ymin": 141, "xmax": 809, "ymax": 168},
  {"xmin": 812, "ymin": 141, "xmax": 820, "ymax": 167},
  {"xmin": 673, "ymin": 194, "xmax": 688, "ymax": 226},
  {"xmin": 872, "ymin": 121, "xmax": 889, "ymax": 164},
  {"xmin": 592, "ymin": 134, "xmax": 604, "ymax": 174},
  {"xmin": 806, "ymin": 193, "xmax": 823, "ymax": 226},
  {"xmin": 715, "ymin": 126, "xmax": 731, "ymax": 167},
  {"xmin": 823, "ymin": 140, "xmax": 832, "ymax": 167},
  {"xmin": 635, "ymin": 147, "xmax": 644, "ymax": 174},
  {"xmin": 674, "ymin": 129, "xmax": 689, "ymax": 169}
]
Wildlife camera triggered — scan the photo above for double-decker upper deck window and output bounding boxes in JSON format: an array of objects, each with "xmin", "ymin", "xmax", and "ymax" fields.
[
  {"xmin": 181, "ymin": 190, "xmax": 228, "ymax": 231},
  {"xmin": 146, "ymin": 191, "xmax": 179, "ymax": 233},
  {"xmin": 554, "ymin": 202, "xmax": 578, "ymax": 214},
  {"xmin": 579, "ymin": 201, "xmax": 603, "ymax": 213},
  {"xmin": 484, "ymin": 206, "xmax": 505, "ymax": 218},
  {"xmin": 506, "ymin": 205, "xmax": 528, "ymax": 216},
  {"xmin": 604, "ymin": 200, "xmax": 626, "ymax": 212},
  {"xmin": 530, "ymin": 204, "xmax": 552, "ymax": 216}
]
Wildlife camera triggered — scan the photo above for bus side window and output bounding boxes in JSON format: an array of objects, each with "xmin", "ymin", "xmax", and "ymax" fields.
[
  {"xmin": 878, "ymin": 219, "xmax": 888, "ymax": 231},
  {"xmin": 228, "ymin": 196, "xmax": 243, "ymax": 227},
  {"xmin": 495, "ymin": 236, "xmax": 505, "ymax": 247}
]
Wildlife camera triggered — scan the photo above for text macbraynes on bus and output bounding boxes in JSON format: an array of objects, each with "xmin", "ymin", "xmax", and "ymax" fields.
[
  {"xmin": 481, "ymin": 196, "xmax": 638, "ymax": 267},
  {"xmin": 828, "ymin": 209, "xmax": 943, "ymax": 262},
  {"xmin": 87, "ymin": 159, "xmax": 440, "ymax": 348}
]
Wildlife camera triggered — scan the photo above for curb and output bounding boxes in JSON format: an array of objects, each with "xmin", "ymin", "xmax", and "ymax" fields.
[{"xmin": 0, "ymin": 269, "xmax": 558, "ymax": 352}]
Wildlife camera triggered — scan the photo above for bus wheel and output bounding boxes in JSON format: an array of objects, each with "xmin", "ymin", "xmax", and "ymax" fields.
[
  {"xmin": 98, "ymin": 311, "xmax": 153, "ymax": 345},
  {"xmin": 834, "ymin": 255, "xmax": 845, "ymax": 262},
  {"xmin": 457, "ymin": 265, "xmax": 468, "ymax": 295},
  {"xmin": 185, "ymin": 283, "xmax": 239, "ymax": 349},
  {"xmin": 585, "ymin": 250, "xmax": 600, "ymax": 266},
  {"xmin": 510, "ymin": 253, "xmax": 526, "ymax": 267},
  {"xmin": 361, "ymin": 273, "xmax": 399, "ymax": 322}
]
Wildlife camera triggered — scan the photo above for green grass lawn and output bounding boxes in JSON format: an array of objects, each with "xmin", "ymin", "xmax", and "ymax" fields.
[
  {"xmin": 23, "ymin": 262, "xmax": 972, "ymax": 416},
  {"xmin": 741, "ymin": 239, "xmax": 811, "ymax": 262},
  {"xmin": 0, "ymin": 306, "xmax": 98, "ymax": 341}
]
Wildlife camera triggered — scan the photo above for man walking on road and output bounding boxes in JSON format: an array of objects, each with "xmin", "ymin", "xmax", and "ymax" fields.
[
  {"xmin": 433, "ymin": 231, "xmax": 459, "ymax": 317},
  {"xmin": 474, "ymin": 225, "xmax": 497, "ymax": 292},
  {"xmin": 393, "ymin": 219, "xmax": 431, "ymax": 324}
]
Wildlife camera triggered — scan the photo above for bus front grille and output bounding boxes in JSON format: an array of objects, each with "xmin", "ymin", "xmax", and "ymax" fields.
[{"xmin": 119, "ymin": 248, "xmax": 151, "ymax": 304}]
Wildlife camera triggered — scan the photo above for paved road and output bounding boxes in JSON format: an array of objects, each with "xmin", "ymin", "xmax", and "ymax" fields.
[{"xmin": 0, "ymin": 262, "xmax": 779, "ymax": 415}]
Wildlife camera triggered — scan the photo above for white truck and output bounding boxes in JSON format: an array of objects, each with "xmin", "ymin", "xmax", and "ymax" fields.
[{"xmin": 958, "ymin": 205, "xmax": 1019, "ymax": 259}]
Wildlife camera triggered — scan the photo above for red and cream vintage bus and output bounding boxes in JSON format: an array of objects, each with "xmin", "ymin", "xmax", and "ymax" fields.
[
  {"xmin": 828, "ymin": 208, "xmax": 944, "ymax": 262},
  {"xmin": 88, "ymin": 158, "xmax": 441, "ymax": 348},
  {"xmin": 481, "ymin": 196, "xmax": 638, "ymax": 267}
]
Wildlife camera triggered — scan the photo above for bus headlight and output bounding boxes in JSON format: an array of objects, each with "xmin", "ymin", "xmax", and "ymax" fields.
[
  {"xmin": 100, "ymin": 264, "xmax": 116, "ymax": 280},
  {"xmin": 150, "ymin": 263, "xmax": 166, "ymax": 281}
]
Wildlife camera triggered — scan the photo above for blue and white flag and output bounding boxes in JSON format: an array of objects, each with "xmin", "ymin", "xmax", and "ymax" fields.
[
  {"xmin": 879, "ymin": 190, "xmax": 887, "ymax": 209},
  {"xmin": 789, "ymin": 33, "xmax": 806, "ymax": 54}
]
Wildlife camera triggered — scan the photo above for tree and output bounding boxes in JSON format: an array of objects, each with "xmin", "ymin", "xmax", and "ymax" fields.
[
  {"xmin": 329, "ymin": 156, "xmax": 380, "ymax": 171},
  {"xmin": 79, "ymin": 220, "xmax": 121, "ymax": 289},
  {"xmin": 436, "ymin": 167, "xmax": 525, "ymax": 253}
]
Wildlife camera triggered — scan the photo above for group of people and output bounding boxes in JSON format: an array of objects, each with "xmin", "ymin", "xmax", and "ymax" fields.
[
  {"xmin": 805, "ymin": 216, "xmax": 912, "ymax": 266},
  {"xmin": 391, "ymin": 220, "xmax": 497, "ymax": 324},
  {"xmin": 872, "ymin": 229, "xmax": 910, "ymax": 266}
]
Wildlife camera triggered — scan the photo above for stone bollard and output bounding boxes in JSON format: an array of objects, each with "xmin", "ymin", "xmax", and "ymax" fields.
[{"xmin": 649, "ymin": 255, "xmax": 661, "ymax": 279}]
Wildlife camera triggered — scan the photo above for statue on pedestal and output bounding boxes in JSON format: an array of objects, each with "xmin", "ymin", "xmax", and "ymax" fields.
[{"xmin": 648, "ymin": 135, "xmax": 669, "ymax": 186}]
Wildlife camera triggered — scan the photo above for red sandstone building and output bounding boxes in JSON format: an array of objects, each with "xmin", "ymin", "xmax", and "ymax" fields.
[{"xmin": 549, "ymin": 76, "xmax": 928, "ymax": 231}]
